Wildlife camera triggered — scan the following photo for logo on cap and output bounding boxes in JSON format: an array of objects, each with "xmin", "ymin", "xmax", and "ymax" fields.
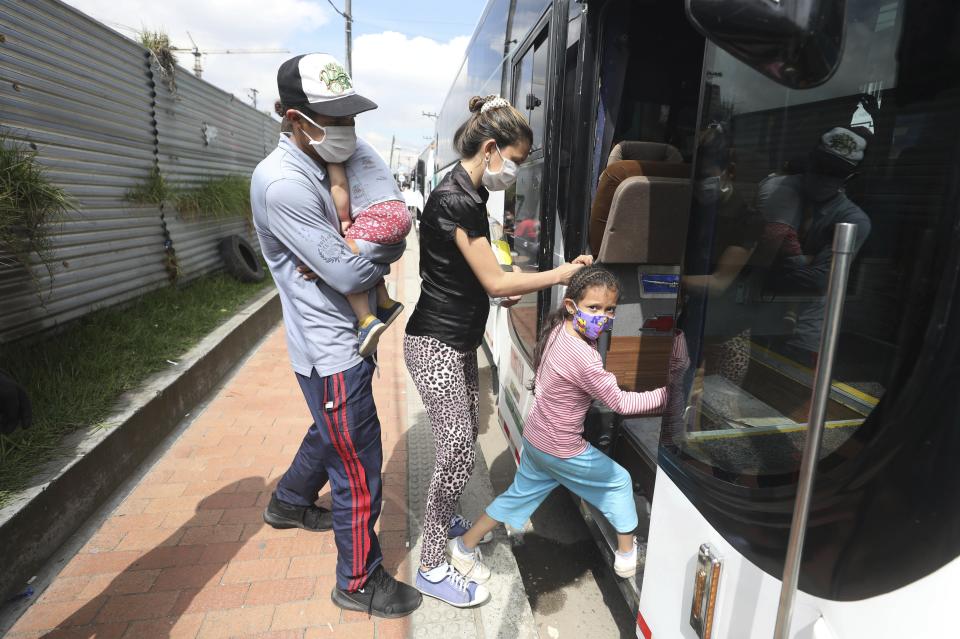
[{"xmin": 320, "ymin": 62, "xmax": 352, "ymax": 95}]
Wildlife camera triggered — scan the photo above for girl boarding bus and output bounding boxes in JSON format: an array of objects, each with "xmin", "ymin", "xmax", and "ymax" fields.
[{"xmin": 434, "ymin": 0, "xmax": 958, "ymax": 636}]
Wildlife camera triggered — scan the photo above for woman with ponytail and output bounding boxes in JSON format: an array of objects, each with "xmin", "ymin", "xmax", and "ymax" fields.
[{"xmin": 404, "ymin": 95, "xmax": 592, "ymax": 606}]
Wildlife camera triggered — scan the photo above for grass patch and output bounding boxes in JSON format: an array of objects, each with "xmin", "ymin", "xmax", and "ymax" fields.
[
  {"xmin": 140, "ymin": 29, "xmax": 177, "ymax": 93},
  {"xmin": 0, "ymin": 272, "xmax": 274, "ymax": 506},
  {"xmin": 0, "ymin": 137, "xmax": 71, "ymax": 285},
  {"xmin": 175, "ymin": 175, "xmax": 252, "ymax": 221},
  {"xmin": 128, "ymin": 171, "xmax": 252, "ymax": 222}
]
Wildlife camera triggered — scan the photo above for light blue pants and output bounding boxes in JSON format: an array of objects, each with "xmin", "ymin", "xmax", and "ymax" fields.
[{"xmin": 486, "ymin": 438, "xmax": 638, "ymax": 534}]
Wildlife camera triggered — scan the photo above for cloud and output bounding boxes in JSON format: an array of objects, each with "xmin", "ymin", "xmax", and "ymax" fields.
[
  {"xmin": 352, "ymin": 31, "xmax": 470, "ymax": 167},
  {"xmin": 60, "ymin": 1, "xmax": 469, "ymax": 171},
  {"xmin": 61, "ymin": 0, "xmax": 329, "ymax": 114}
]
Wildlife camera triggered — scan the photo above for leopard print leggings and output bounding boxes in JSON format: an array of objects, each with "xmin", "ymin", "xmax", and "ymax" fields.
[{"xmin": 403, "ymin": 334, "xmax": 479, "ymax": 569}]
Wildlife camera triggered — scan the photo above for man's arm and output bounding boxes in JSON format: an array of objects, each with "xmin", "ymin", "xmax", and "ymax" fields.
[
  {"xmin": 779, "ymin": 209, "xmax": 871, "ymax": 292},
  {"xmin": 265, "ymin": 179, "xmax": 388, "ymax": 295}
]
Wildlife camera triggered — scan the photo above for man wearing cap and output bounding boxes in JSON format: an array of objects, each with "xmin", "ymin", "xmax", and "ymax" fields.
[
  {"xmin": 755, "ymin": 124, "xmax": 873, "ymax": 363},
  {"xmin": 250, "ymin": 53, "xmax": 421, "ymax": 617}
]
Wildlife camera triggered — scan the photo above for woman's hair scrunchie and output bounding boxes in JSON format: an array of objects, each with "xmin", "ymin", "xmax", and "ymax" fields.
[{"xmin": 480, "ymin": 96, "xmax": 512, "ymax": 114}]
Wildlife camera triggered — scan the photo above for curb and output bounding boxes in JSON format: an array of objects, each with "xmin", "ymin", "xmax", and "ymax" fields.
[{"xmin": 0, "ymin": 287, "xmax": 281, "ymax": 601}]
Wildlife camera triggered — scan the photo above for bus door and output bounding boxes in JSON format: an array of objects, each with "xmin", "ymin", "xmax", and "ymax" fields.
[
  {"xmin": 497, "ymin": 6, "xmax": 556, "ymax": 456},
  {"xmin": 639, "ymin": 0, "xmax": 960, "ymax": 637},
  {"xmin": 497, "ymin": 0, "xmax": 600, "ymax": 458},
  {"xmin": 567, "ymin": 0, "xmax": 705, "ymax": 609}
]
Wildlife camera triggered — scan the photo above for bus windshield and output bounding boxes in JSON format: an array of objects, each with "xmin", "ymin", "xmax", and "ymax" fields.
[{"xmin": 661, "ymin": 0, "xmax": 960, "ymax": 600}]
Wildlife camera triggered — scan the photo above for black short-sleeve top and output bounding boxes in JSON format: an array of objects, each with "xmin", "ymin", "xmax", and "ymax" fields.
[{"xmin": 406, "ymin": 163, "xmax": 491, "ymax": 352}]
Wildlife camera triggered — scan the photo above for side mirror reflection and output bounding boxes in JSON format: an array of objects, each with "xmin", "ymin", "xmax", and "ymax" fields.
[{"xmin": 686, "ymin": 0, "xmax": 846, "ymax": 89}]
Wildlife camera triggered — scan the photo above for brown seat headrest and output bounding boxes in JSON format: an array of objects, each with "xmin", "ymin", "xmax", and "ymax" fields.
[{"xmin": 608, "ymin": 141, "xmax": 684, "ymax": 166}]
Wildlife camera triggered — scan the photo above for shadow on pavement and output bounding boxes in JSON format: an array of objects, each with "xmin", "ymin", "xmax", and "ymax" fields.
[{"xmin": 42, "ymin": 477, "xmax": 266, "ymax": 638}]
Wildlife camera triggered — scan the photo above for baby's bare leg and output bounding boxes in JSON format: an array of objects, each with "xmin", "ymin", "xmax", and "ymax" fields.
[{"xmin": 348, "ymin": 292, "xmax": 375, "ymax": 326}]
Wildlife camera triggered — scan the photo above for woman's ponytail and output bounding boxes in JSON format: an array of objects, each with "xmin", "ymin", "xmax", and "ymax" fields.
[{"xmin": 453, "ymin": 95, "xmax": 533, "ymax": 159}]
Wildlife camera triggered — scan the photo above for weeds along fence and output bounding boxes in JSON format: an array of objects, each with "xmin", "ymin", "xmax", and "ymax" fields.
[{"xmin": 0, "ymin": 0, "xmax": 279, "ymax": 344}]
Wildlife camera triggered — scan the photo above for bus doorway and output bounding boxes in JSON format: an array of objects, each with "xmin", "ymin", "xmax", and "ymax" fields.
[{"xmin": 567, "ymin": 0, "xmax": 706, "ymax": 613}]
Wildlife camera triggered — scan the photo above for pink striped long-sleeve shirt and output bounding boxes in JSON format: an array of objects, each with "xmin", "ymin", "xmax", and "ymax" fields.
[{"xmin": 523, "ymin": 324, "xmax": 667, "ymax": 458}]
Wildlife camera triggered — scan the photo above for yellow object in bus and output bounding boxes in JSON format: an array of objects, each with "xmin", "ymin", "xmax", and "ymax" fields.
[{"xmin": 492, "ymin": 239, "xmax": 513, "ymax": 266}]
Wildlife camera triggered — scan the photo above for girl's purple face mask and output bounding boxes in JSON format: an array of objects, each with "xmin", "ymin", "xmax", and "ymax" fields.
[{"xmin": 572, "ymin": 304, "xmax": 614, "ymax": 340}]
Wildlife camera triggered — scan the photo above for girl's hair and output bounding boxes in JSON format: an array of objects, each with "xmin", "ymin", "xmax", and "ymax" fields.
[
  {"xmin": 453, "ymin": 95, "xmax": 533, "ymax": 158},
  {"xmin": 530, "ymin": 265, "xmax": 621, "ymax": 390}
]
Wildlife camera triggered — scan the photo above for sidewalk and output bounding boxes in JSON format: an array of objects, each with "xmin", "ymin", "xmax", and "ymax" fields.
[{"xmin": 5, "ymin": 237, "xmax": 536, "ymax": 639}]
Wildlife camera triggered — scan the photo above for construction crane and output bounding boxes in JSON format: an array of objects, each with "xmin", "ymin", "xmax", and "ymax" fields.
[{"xmin": 172, "ymin": 32, "xmax": 289, "ymax": 79}]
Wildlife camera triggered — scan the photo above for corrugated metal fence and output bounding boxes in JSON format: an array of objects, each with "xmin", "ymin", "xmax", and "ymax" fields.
[{"xmin": 0, "ymin": 0, "xmax": 278, "ymax": 343}]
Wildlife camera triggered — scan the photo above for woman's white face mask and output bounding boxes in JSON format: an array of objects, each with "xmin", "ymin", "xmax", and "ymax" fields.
[
  {"xmin": 482, "ymin": 145, "xmax": 519, "ymax": 191},
  {"xmin": 294, "ymin": 110, "xmax": 357, "ymax": 163}
]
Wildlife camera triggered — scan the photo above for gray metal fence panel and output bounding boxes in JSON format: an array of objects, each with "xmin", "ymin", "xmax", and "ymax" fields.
[
  {"xmin": 0, "ymin": 0, "xmax": 168, "ymax": 343},
  {"xmin": 0, "ymin": 0, "xmax": 278, "ymax": 342},
  {"xmin": 154, "ymin": 64, "xmax": 276, "ymax": 282}
]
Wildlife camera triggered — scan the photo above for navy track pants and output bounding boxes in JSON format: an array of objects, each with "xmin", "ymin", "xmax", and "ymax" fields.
[{"xmin": 275, "ymin": 359, "xmax": 383, "ymax": 591}]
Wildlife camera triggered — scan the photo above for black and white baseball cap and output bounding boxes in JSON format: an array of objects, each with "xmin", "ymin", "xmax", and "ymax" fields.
[{"xmin": 277, "ymin": 53, "xmax": 377, "ymax": 117}]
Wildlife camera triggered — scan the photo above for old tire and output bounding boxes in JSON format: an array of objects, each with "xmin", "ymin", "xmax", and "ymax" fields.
[{"xmin": 219, "ymin": 235, "xmax": 264, "ymax": 283}]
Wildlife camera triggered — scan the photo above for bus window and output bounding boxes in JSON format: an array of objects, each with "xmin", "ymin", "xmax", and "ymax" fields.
[
  {"xmin": 505, "ymin": 26, "xmax": 550, "ymax": 361},
  {"xmin": 663, "ymin": 0, "xmax": 960, "ymax": 599}
]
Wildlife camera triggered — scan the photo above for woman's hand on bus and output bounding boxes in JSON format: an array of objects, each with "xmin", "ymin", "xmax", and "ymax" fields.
[
  {"xmin": 500, "ymin": 295, "xmax": 522, "ymax": 308},
  {"xmin": 572, "ymin": 254, "xmax": 594, "ymax": 266}
]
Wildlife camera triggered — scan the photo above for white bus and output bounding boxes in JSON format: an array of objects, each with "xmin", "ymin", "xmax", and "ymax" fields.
[{"xmin": 433, "ymin": 0, "xmax": 959, "ymax": 636}]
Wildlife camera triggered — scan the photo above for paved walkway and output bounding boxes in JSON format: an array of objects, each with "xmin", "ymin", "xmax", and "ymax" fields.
[{"xmin": 7, "ymin": 238, "xmax": 537, "ymax": 639}]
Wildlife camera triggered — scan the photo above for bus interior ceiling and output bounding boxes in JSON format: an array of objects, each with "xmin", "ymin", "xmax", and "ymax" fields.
[{"xmin": 599, "ymin": 0, "xmax": 705, "ymax": 166}]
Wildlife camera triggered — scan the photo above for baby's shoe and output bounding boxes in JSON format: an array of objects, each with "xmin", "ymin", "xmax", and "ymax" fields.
[{"xmin": 358, "ymin": 317, "xmax": 387, "ymax": 358}]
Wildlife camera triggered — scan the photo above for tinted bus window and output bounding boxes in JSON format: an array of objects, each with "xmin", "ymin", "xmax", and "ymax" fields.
[
  {"xmin": 435, "ymin": 0, "xmax": 511, "ymax": 169},
  {"xmin": 663, "ymin": 0, "xmax": 960, "ymax": 599},
  {"xmin": 505, "ymin": 26, "xmax": 550, "ymax": 361}
]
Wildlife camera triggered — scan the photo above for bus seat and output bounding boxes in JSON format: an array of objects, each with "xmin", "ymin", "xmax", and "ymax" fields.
[
  {"xmin": 607, "ymin": 141, "xmax": 684, "ymax": 166},
  {"xmin": 596, "ymin": 174, "xmax": 691, "ymax": 264},
  {"xmin": 589, "ymin": 142, "xmax": 690, "ymax": 257}
]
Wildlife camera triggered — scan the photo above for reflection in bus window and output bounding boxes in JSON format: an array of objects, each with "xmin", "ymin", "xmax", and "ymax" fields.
[{"xmin": 663, "ymin": 0, "xmax": 960, "ymax": 599}]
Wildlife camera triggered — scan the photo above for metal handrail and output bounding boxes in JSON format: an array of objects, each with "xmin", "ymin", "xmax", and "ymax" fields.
[{"xmin": 772, "ymin": 223, "xmax": 858, "ymax": 639}]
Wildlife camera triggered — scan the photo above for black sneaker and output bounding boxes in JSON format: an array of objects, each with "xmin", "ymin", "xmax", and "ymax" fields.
[
  {"xmin": 330, "ymin": 565, "xmax": 422, "ymax": 618},
  {"xmin": 262, "ymin": 494, "xmax": 333, "ymax": 531}
]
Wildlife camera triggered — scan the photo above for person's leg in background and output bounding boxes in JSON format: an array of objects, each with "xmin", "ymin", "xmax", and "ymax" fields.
[{"xmin": 265, "ymin": 370, "xmax": 333, "ymax": 531}]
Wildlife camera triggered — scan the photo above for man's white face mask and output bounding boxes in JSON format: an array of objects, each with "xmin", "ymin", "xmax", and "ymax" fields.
[{"xmin": 294, "ymin": 110, "xmax": 357, "ymax": 163}]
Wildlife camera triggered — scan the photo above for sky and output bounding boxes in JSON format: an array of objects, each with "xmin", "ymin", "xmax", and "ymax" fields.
[{"xmin": 60, "ymin": 0, "xmax": 488, "ymax": 172}]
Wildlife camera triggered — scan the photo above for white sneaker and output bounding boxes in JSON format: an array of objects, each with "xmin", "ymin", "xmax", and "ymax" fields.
[
  {"xmin": 614, "ymin": 539, "xmax": 638, "ymax": 578},
  {"xmin": 449, "ymin": 537, "xmax": 491, "ymax": 584}
]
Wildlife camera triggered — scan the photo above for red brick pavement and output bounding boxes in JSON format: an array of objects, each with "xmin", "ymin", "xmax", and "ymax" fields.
[{"xmin": 9, "ymin": 268, "xmax": 412, "ymax": 639}]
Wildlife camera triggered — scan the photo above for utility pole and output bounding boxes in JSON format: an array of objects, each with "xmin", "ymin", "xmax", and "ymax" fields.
[
  {"xmin": 422, "ymin": 111, "xmax": 439, "ymax": 119},
  {"xmin": 327, "ymin": 0, "xmax": 353, "ymax": 76},
  {"xmin": 344, "ymin": 0, "xmax": 353, "ymax": 77},
  {"xmin": 247, "ymin": 88, "xmax": 259, "ymax": 109},
  {"xmin": 388, "ymin": 134, "xmax": 396, "ymax": 171}
]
